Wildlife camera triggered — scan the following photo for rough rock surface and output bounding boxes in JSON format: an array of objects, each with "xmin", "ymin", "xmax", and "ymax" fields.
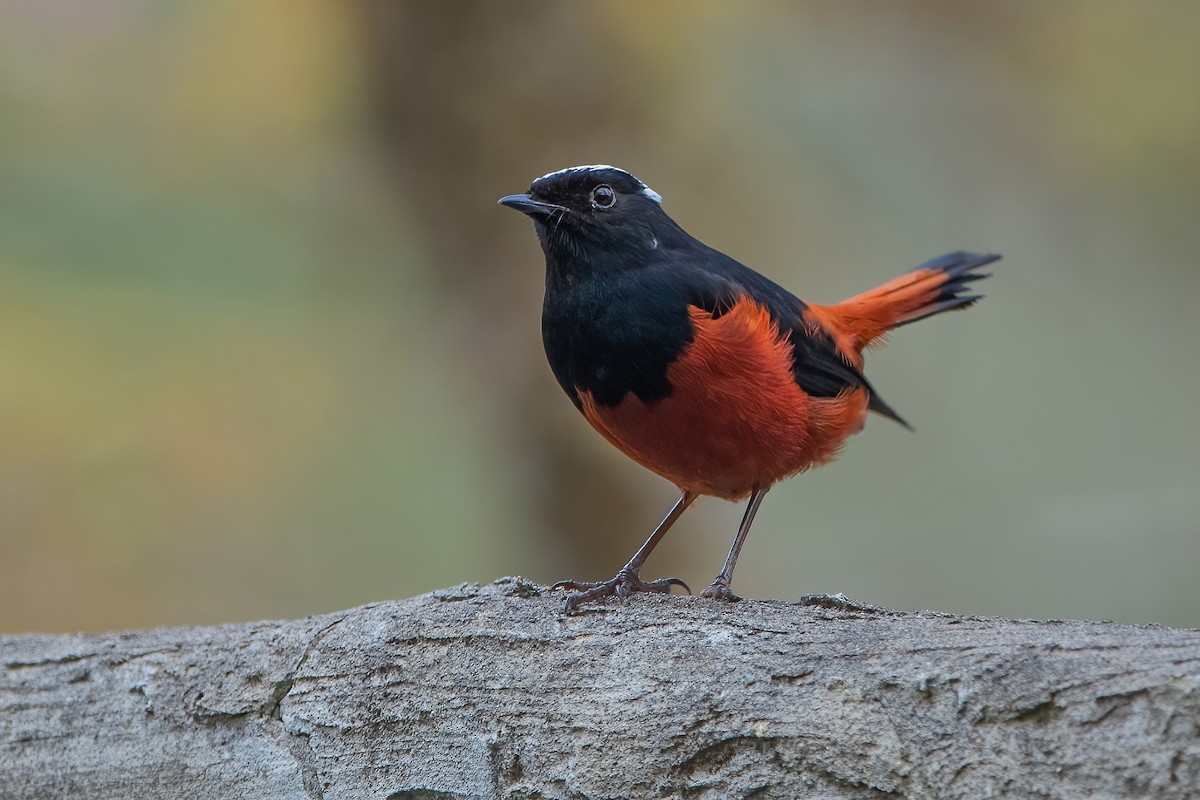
[{"xmin": 3, "ymin": 578, "xmax": 1199, "ymax": 799}]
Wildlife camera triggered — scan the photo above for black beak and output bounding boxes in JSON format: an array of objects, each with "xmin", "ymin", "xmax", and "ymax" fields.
[{"xmin": 497, "ymin": 193, "xmax": 568, "ymax": 220}]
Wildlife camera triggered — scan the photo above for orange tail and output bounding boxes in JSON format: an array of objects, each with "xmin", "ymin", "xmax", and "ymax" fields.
[
  {"xmin": 815, "ymin": 251, "xmax": 1000, "ymax": 354},
  {"xmin": 801, "ymin": 251, "xmax": 1000, "ymax": 430}
]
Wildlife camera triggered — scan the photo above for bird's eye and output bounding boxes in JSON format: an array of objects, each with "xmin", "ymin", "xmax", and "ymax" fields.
[{"xmin": 591, "ymin": 185, "xmax": 616, "ymax": 209}]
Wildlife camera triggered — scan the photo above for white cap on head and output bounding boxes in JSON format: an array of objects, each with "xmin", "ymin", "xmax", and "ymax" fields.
[{"xmin": 534, "ymin": 164, "xmax": 663, "ymax": 205}]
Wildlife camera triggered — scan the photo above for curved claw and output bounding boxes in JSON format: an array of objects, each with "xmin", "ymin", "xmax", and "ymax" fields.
[
  {"xmin": 550, "ymin": 579, "xmax": 599, "ymax": 592},
  {"xmin": 661, "ymin": 577, "xmax": 692, "ymax": 595}
]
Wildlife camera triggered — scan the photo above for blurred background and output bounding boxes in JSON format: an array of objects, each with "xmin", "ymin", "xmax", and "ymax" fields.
[{"xmin": 2, "ymin": 0, "xmax": 1198, "ymax": 633}]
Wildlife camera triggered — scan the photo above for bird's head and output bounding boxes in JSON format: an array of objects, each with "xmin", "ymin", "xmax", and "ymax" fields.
[{"xmin": 499, "ymin": 165, "xmax": 680, "ymax": 279}]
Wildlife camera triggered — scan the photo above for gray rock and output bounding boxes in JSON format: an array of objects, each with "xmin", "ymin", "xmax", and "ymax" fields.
[{"xmin": 2, "ymin": 578, "xmax": 1198, "ymax": 799}]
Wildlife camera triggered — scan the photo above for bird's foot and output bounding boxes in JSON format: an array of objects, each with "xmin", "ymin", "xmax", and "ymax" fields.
[
  {"xmin": 700, "ymin": 579, "xmax": 742, "ymax": 602},
  {"xmin": 552, "ymin": 569, "xmax": 690, "ymax": 613}
]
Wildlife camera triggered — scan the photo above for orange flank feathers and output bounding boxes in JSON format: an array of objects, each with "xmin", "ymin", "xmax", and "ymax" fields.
[{"xmin": 580, "ymin": 297, "xmax": 868, "ymax": 501}]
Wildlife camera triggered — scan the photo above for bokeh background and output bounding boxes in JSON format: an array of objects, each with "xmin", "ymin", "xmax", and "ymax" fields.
[{"xmin": 3, "ymin": 1, "xmax": 1199, "ymax": 633}]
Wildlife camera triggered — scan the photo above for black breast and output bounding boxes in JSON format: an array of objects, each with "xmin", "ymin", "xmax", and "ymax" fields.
[{"xmin": 541, "ymin": 272, "xmax": 695, "ymax": 409}]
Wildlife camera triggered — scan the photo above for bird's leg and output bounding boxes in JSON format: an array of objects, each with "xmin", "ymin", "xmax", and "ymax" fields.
[
  {"xmin": 553, "ymin": 490, "xmax": 697, "ymax": 612},
  {"xmin": 701, "ymin": 486, "xmax": 769, "ymax": 602}
]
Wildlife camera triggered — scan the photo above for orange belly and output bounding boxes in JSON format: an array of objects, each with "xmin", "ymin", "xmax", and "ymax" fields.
[{"xmin": 579, "ymin": 299, "xmax": 868, "ymax": 501}]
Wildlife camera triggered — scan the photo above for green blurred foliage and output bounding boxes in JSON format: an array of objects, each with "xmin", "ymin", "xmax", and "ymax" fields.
[{"xmin": 2, "ymin": 0, "xmax": 1198, "ymax": 632}]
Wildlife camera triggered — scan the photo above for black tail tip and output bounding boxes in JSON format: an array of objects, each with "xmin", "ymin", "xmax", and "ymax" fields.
[
  {"xmin": 894, "ymin": 251, "xmax": 1000, "ymax": 329},
  {"xmin": 920, "ymin": 251, "xmax": 1003, "ymax": 276}
]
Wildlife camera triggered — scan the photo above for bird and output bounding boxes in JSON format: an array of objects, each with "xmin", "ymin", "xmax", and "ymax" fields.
[{"xmin": 499, "ymin": 164, "xmax": 999, "ymax": 612}]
